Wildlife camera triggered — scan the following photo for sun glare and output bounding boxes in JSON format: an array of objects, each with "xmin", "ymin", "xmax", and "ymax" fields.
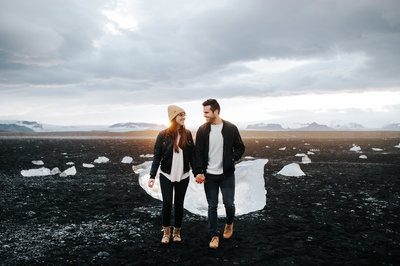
[
  {"xmin": 244, "ymin": 58, "xmax": 315, "ymax": 73},
  {"xmin": 102, "ymin": 0, "xmax": 141, "ymax": 33}
]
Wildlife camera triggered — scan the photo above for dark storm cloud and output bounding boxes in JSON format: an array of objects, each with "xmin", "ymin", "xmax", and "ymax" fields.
[
  {"xmin": 181, "ymin": 0, "xmax": 400, "ymax": 93},
  {"xmin": 0, "ymin": 0, "xmax": 106, "ymax": 61},
  {"xmin": 0, "ymin": 0, "xmax": 399, "ymax": 104}
]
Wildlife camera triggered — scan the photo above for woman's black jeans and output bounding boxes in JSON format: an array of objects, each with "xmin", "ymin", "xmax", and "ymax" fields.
[
  {"xmin": 159, "ymin": 173, "xmax": 189, "ymax": 227},
  {"xmin": 204, "ymin": 172, "xmax": 235, "ymax": 237}
]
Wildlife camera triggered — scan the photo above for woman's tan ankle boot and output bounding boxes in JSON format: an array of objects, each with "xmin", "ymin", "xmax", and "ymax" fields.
[
  {"xmin": 172, "ymin": 227, "xmax": 181, "ymax": 242},
  {"xmin": 161, "ymin": 226, "xmax": 171, "ymax": 244}
]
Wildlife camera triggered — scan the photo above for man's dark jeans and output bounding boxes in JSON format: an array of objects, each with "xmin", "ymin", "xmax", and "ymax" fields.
[
  {"xmin": 204, "ymin": 172, "xmax": 235, "ymax": 237},
  {"xmin": 159, "ymin": 173, "xmax": 189, "ymax": 227}
]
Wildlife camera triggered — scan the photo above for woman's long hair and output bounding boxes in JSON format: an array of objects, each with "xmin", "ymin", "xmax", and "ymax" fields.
[{"xmin": 168, "ymin": 118, "xmax": 188, "ymax": 153}]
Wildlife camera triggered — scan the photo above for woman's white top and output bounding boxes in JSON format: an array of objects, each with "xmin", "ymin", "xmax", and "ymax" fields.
[
  {"xmin": 160, "ymin": 134, "xmax": 190, "ymax": 182},
  {"xmin": 206, "ymin": 123, "xmax": 224, "ymax": 175}
]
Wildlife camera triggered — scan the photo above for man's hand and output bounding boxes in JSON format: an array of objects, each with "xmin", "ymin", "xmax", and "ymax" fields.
[
  {"xmin": 148, "ymin": 179, "xmax": 155, "ymax": 188},
  {"xmin": 195, "ymin": 174, "xmax": 205, "ymax": 184}
]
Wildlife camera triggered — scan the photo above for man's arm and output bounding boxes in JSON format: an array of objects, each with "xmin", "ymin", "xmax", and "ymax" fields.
[
  {"xmin": 187, "ymin": 130, "xmax": 195, "ymax": 170},
  {"xmin": 193, "ymin": 126, "xmax": 205, "ymax": 176},
  {"xmin": 232, "ymin": 126, "xmax": 245, "ymax": 161}
]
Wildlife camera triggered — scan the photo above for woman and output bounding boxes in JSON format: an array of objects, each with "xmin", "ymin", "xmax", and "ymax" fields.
[{"xmin": 148, "ymin": 105, "xmax": 194, "ymax": 244}]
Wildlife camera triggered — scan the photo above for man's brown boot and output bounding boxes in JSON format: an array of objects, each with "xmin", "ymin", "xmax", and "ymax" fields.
[
  {"xmin": 161, "ymin": 226, "xmax": 171, "ymax": 244},
  {"xmin": 223, "ymin": 223, "xmax": 233, "ymax": 239},
  {"xmin": 209, "ymin": 236, "xmax": 219, "ymax": 249},
  {"xmin": 172, "ymin": 227, "xmax": 181, "ymax": 242}
]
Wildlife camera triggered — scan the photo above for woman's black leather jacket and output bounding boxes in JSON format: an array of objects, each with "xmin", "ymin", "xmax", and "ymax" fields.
[{"xmin": 149, "ymin": 128, "xmax": 194, "ymax": 179}]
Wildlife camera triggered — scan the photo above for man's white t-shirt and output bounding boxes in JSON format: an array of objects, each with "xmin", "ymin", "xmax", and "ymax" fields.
[{"xmin": 207, "ymin": 123, "xmax": 224, "ymax": 175}]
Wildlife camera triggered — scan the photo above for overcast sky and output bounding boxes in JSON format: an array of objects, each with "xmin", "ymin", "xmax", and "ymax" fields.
[{"xmin": 1, "ymin": 0, "xmax": 399, "ymax": 128}]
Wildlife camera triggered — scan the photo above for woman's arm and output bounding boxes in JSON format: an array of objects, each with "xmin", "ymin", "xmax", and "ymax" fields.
[{"xmin": 149, "ymin": 131, "xmax": 163, "ymax": 179}]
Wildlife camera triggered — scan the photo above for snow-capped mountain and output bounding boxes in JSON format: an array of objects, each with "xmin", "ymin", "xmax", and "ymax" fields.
[
  {"xmin": 109, "ymin": 122, "xmax": 165, "ymax": 132},
  {"xmin": 0, "ymin": 121, "xmax": 43, "ymax": 132},
  {"xmin": 382, "ymin": 123, "xmax": 400, "ymax": 130},
  {"xmin": 245, "ymin": 122, "xmax": 334, "ymax": 131},
  {"xmin": 332, "ymin": 122, "xmax": 365, "ymax": 130},
  {"xmin": 295, "ymin": 122, "xmax": 333, "ymax": 131},
  {"xmin": 246, "ymin": 123, "xmax": 285, "ymax": 130}
]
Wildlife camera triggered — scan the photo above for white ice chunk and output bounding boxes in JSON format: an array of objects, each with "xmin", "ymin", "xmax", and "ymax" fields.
[
  {"xmin": 350, "ymin": 145, "xmax": 361, "ymax": 152},
  {"xmin": 244, "ymin": 156, "xmax": 255, "ymax": 160},
  {"xmin": 21, "ymin": 167, "xmax": 51, "ymax": 177},
  {"xmin": 302, "ymin": 155, "xmax": 312, "ymax": 164},
  {"xmin": 278, "ymin": 163, "xmax": 305, "ymax": 177},
  {"xmin": 94, "ymin": 156, "xmax": 109, "ymax": 163},
  {"xmin": 395, "ymin": 143, "xmax": 400, "ymax": 148},
  {"xmin": 121, "ymin": 156, "xmax": 133, "ymax": 164},
  {"xmin": 371, "ymin": 148, "xmax": 383, "ymax": 151},
  {"xmin": 135, "ymin": 161, "xmax": 159, "ymax": 195},
  {"xmin": 279, "ymin": 147, "xmax": 286, "ymax": 151},
  {"xmin": 359, "ymin": 155, "xmax": 368, "ymax": 159},
  {"xmin": 136, "ymin": 159, "xmax": 268, "ymax": 217},
  {"xmin": 66, "ymin": 162, "xmax": 74, "ymax": 165},
  {"xmin": 32, "ymin": 160, "xmax": 44, "ymax": 166},
  {"xmin": 132, "ymin": 166, "xmax": 146, "ymax": 174},
  {"xmin": 60, "ymin": 166, "xmax": 76, "ymax": 177},
  {"xmin": 307, "ymin": 151, "xmax": 315, "ymax": 155},
  {"xmin": 83, "ymin": 163, "xmax": 95, "ymax": 168},
  {"xmin": 140, "ymin": 154, "xmax": 154, "ymax": 158},
  {"xmin": 295, "ymin": 153, "xmax": 306, "ymax": 157},
  {"xmin": 232, "ymin": 159, "xmax": 268, "ymax": 216},
  {"xmin": 265, "ymin": 146, "xmax": 270, "ymax": 148},
  {"xmin": 51, "ymin": 167, "xmax": 61, "ymax": 175},
  {"xmin": 304, "ymin": 143, "xmax": 310, "ymax": 146}
]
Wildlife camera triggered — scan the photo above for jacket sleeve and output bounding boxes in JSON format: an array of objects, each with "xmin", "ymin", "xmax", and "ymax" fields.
[
  {"xmin": 193, "ymin": 127, "xmax": 205, "ymax": 176},
  {"xmin": 232, "ymin": 126, "xmax": 245, "ymax": 161},
  {"xmin": 187, "ymin": 131, "xmax": 195, "ymax": 171},
  {"xmin": 149, "ymin": 131, "xmax": 163, "ymax": 179}
]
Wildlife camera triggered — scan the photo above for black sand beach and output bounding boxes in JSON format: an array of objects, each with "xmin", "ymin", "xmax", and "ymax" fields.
[{"xmin": 1, "ymin": 132, "xmax": 399, "ymax": 265}]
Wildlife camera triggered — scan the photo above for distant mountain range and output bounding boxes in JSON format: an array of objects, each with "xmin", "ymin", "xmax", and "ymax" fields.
[
  {"xmin": 109, "ymin": 122, "xmax": 165, "ymax": 130},
  {"xmin": 246, "ymin": 123, "xmax": 284, "ymax": 130},
  {"xmin": 0, "ymin": 120, "xmax": 166, "ymax": 132},
  {"xmin": 382, "ymin": 123, "xmax": 400, "ymax": 130},
  {"xmin": 0, "ymin": 121, "xmax": 43, "ymax": 132},
  {"xmin": 246, "ymin": 122, "xmax": 333, "ymax": 131},
  {"xmin": 296, "ymin": 122, "xmax": 333, "ymax": 131},
  {"xmin": 1, "ymin": 120, "xmax": 400, "ymax": 132},
  {"xmin": 332, "ymin": 122, "xmax": 365, "ymax": 130},
  {"xmin": 246, "ymin": 122, "xmax": 400, "ymax": 131}
]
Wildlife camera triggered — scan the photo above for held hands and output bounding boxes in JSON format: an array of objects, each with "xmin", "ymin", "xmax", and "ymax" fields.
[
  {"xmin": 148, "ymin": 179, "xmax": 155, "ymax": 188},
  {"xmin": 195, "ymin": 174, "xmax": 205, "ymax": 184}
]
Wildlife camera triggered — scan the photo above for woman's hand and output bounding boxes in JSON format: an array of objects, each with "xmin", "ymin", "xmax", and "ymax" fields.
[{"xmin": 148, "ymin": 179, "xmax": 155, "ymax": 188}]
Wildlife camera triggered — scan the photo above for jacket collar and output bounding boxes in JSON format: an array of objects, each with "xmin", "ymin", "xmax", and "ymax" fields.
[{"xmin": 205, "ymin": 119, "xmax": 226, "ymax": 134}]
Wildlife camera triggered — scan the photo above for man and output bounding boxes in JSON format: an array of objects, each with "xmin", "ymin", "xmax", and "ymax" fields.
[{"xmin": 194, "ymin": 98, "xmax": 245, "ymax": 249}]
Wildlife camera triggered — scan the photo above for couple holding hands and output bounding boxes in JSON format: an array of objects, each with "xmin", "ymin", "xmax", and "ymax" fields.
[{"xmin": 148, "ymin": 98, "xmax": 245, "ymax": 249}]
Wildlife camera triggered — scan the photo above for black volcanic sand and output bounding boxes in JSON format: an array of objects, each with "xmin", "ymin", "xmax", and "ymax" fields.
[{"xmin": 1, "ymin": 137, "xmax": 400, "ymax": 265}]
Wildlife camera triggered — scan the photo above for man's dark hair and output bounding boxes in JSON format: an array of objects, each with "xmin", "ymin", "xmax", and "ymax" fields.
[{"xmin": 202, "ymin": 98, "xmax": 220, "ymax": 113}]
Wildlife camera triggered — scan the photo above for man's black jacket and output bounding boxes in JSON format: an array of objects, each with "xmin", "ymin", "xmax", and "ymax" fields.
[
  {"xmin": 193, "ymin": 120, "xmax": 245, "ymax": 177},
  {"xmin": 149, "ymin": 129, "xmax": 194, "ymax": 179}
]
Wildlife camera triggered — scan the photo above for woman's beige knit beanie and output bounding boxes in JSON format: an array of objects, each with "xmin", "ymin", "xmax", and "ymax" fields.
[{"xmin": 168, "ymin": 105, "xmax": 185, "ymax": 121}]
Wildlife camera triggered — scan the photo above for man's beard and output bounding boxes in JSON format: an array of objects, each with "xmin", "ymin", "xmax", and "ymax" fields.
[{"xmin": 207, "ymin": 116, "xmax": 215, "ymax": 124}]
